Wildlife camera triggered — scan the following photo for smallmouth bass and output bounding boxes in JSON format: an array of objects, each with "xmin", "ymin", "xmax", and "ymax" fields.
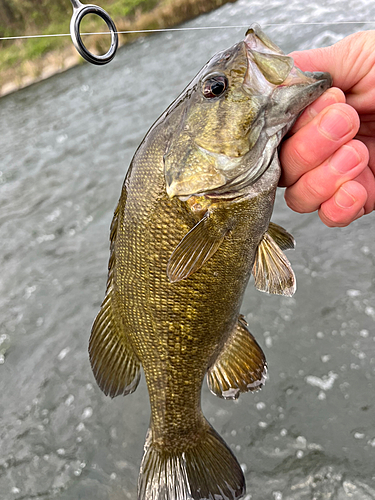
[{"xmin": 89, "ymin": 25, "xmax": 331, "ymax": 500}]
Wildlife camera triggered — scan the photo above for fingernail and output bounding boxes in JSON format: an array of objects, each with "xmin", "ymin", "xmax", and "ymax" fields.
[
  {"xmin": 308, "ymin": 89, "xmax": 342, "ymax": 118},
  {"xmin": 319, "ymin": 109, "xmax": 353, "ymax": 141},
  {"xmin": 335, "ymin": 187, "xmax": 356, "ymax": 208},
  {"xmin": 330, "ymin": 145, "xmax": 361, "ymax": 174}
]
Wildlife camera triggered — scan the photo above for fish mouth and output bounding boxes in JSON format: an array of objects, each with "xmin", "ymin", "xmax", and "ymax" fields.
[{"xmin": 243, "ymin": 23, "xmax": 332, "ymax": 95}]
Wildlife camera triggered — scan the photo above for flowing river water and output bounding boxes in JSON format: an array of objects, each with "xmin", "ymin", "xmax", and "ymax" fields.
[{"xmin": 1, "ymin": 0, "xmax": 375, "ymax": 498}]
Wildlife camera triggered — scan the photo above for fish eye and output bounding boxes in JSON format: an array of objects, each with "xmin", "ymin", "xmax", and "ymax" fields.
[{"xmin": 202, "ymin": 75, "xmax": 228, "ymax": 99}]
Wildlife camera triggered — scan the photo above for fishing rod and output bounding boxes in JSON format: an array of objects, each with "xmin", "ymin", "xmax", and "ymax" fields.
[
  {"xmin": 70, "ymin": 0, "xmax": 118, "ymax": 65},
  {"xmin": 0, "ymin": 0, "xmax": 373, "ymax": 65}
]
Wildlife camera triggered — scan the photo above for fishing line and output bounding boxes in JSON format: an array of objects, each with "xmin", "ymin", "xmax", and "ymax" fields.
[{"xmin": 0, "ymin": 21, "xmax": 373, "ymax": 41}]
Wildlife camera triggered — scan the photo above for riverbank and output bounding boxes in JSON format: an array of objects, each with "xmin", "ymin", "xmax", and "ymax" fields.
[{"xmin": 0, "ymin": 0, "xmax": 235, "ymax": 97}]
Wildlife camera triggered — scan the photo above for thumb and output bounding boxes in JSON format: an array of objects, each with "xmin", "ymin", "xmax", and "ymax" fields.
[
  {"xmin": 290, "ymin": 31, "xmax": 375, "ymax": 92},
  {"xmin": 289, "ymin": 47, "xmax": 332, "ymax": 74}
]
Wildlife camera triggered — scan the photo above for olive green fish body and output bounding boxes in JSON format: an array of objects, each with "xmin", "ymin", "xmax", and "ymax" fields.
[
  {"xmin": 116, "ymin": 139, "xmax": 279, "ymax": 448},
  {"xmin": 89, "ymin": 24, "xmax": 332, "ymax": 500}
]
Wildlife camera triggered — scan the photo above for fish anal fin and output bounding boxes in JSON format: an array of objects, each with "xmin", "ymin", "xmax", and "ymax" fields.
[
  {"xmin": 252, "ymin": 231, "xmax": 296, "ymax": 297},
  {"xmin": 138, "ymin": 423, "xmax": 245, "ymax": 500},
  {"xmin": 167, "ymin": 211, "xmax": 230, "ymax": 283},
  {"xmin": 89, "ymin": 286, "xmax": 141, "ymax": 398},
  {"xmin": 267, "ymin": 221, "xmax": 295, "ymax": 250},
  {"xmin": 207, "ymin": 316, "xmax": 267, "ymax": 400}
]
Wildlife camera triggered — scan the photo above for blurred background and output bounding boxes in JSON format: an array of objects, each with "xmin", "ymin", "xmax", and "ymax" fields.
[
  {"xmin": 0, "ymin": 0, "xmax": 232, "ymax": 96},
  {"xmin": 1, "ymin": 0, "xmax": 375, "ymax": 499}
]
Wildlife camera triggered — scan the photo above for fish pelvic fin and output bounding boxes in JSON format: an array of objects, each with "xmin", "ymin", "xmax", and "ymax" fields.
[
  {"xmin": 89, "ymin": 197, "xmax": 141, "ymax": 398},
  {"xmin": 138, "ymin": 423, "xmax": 245, "ymax": 500},
  {"xmin": 207, "ymin": 316, "xmax": 267, "ymax": 400},
  {"xmin": 252, "ymin": 226, "xmax": 296, "ymax": 297}
]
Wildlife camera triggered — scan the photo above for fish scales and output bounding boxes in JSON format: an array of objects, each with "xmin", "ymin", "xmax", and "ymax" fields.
[
  {"xmin": 118, "ymin": 140, "xmax": 266, "ymax": 444},
  {"xmin": 89, "ymin": 24, "xmax": 332, "ymax": 500}
]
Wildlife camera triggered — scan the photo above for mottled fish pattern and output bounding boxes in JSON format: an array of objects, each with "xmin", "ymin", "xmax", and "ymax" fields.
[{"xmin": 89, "ymin": 24, "xmax": 331, "ymax": 500}]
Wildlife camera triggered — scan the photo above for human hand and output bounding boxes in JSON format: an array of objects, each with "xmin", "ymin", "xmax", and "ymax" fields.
[{"xmin": 279, "ymin": 31, "xmax": 375, "ymax": 227}]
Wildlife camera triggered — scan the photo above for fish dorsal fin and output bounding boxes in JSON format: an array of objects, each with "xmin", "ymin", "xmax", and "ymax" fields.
[
  {"xmin": 207, "ymin": 316, "xmax": 267, "ymax": 400},
  {"xmin": 89, "ymin": 196, "xmax": 141, "ymax": 398},
  {"xmin": 267, "ymin": 221, "xmax": 295, "ymax": 250},
  {"xmin": 252, "ymin": 231, "xmax": 296, "ymax": 297},
  {"xmin": 167, "ymin": 212, "xmax": 229, "ymax": 283}
]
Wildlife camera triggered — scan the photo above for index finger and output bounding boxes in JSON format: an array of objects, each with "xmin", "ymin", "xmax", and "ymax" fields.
[
  {"xmin": 290, "ymin": 87, "xmax": 345, "ymax": 134},
  {"xmin": 279, "ymin": 103, "xmax": 360, "ymax": 187}
]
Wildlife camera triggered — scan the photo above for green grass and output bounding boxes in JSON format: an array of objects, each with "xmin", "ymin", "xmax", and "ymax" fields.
[
  {"xmin": 110, "ymin": 0, "xmax": 159, "ymax": 18},
  {"xmin": 0, "ymin": 20, "xmax": 69, "ymax": 73}
]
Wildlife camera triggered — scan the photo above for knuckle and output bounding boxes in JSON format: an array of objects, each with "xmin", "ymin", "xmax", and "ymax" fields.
[
  {"xmin": 284, "ymin": 189, "xmax": 313, "ymax": 214},
  {"xmin": 291, "ymin": 140, "xmax": 316, "ymax": 170},
  {"xmin": 303, "ymin": 175, "xmax": 326, "ymax": 200},
  {"xmin": 281, "ymin": 135, "xmax": 315, "ymax": 176},
  {"xmin": 319, "ymin": 209, "xmax": 349, "ymax": 227}
]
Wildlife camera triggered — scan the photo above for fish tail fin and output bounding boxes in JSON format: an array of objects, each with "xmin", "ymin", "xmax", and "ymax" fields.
[{"xmin": 138, "ymin": 422, "xmax": 245, "ymax": 500}]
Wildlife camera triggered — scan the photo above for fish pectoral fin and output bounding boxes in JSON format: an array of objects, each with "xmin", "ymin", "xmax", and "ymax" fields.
[
  {"xmin": 252, "ymin": 231, "xmax": 296, "ymax": 296},
  {"xmin": 138, "ymin": 422, "xmax": 244, "ymax": 500},
  {"xmin": 207, "ymin": 316, "xmax": 267, "ymax": 400},
  {"xmin": 89, "ymin": 284, "xmax": 141, "ymax": 398},
  {"xmin": 267, "ymin": 221, "xmax": 295, "ymax": 250},
  {"xmin": 167, "ymin": 211, "xmax": 230, "ymax": 283}
]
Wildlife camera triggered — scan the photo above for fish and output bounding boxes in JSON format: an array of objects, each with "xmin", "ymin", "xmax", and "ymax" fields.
[{"xmin": 89, "ymin": 24, "xmax": 331, "ymax": 500}]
